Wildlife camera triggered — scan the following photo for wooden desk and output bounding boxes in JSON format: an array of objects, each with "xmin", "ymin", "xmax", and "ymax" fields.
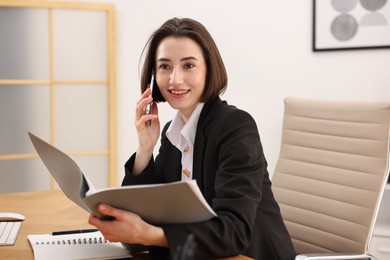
[
  {"xmin": 0, "ymin": 190, "xmax": 92, "ymax": 259},
  {"xmin": 0, "ymin": 190, "xmax": 252, "ymax": 260}
]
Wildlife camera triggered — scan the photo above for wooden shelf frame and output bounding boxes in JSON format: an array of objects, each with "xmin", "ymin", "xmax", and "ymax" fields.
[{"xmin": 0, "ymin": 0, "xmax": 117, "ymax": 189}]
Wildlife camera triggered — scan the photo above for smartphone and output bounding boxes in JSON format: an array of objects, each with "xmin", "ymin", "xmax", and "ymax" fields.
[{"xmin": 145, "ymin": 69, "xmax": 155, "ymax": 126}]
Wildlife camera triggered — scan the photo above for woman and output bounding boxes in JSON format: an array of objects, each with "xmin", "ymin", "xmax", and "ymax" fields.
[{"xmin": 89, "ymin": 17, "xmax": 295, "ymax": 260}]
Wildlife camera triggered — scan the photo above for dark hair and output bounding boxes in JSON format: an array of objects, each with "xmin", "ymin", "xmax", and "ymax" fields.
[{"xmin": 140, "ymin": 17, "xmax": 228, "ymax": 102}]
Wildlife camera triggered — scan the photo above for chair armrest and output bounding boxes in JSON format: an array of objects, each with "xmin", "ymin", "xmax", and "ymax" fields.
[{"xmin": 295, "ymin": 253, "xmax": 377, "ymax": 260}]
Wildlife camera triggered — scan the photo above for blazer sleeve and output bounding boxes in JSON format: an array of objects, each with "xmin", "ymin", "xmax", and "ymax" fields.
[
  {"xmin": 161, "ymin": 109, "xmax": 265, "ymax": 259},
  {"xmin": 122, "ymin": 123, "xmax": 173, "ymax": 186}
]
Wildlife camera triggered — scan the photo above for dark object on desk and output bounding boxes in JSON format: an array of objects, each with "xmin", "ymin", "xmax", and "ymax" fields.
[
  {"xmin": 172, "ymin": 233, "xmax": 197, "ymax": 260},
  {"xmin": 51, "ymin": 228, "xmax": 98, "ymax": 236}
]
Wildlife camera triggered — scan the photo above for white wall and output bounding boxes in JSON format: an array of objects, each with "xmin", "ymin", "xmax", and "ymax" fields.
[{"xmin": 72, "ymin": 0, "xmax": 390, "ymax": 184}]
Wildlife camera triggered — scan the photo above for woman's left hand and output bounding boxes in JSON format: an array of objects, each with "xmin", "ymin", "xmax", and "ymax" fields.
[{"xmin": 88, "ymin": 204, "xmax": 168, "ymax": 247}]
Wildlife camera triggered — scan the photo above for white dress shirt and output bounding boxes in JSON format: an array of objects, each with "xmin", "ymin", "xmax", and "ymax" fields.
[{"xmin": 165, "ymin": 103, "xmax": 204, "ymax": 181}]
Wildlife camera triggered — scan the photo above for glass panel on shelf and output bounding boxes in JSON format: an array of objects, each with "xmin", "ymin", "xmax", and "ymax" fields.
[
  {"xmin": 0, "ymin": 85, "xmax": 51, "ymax": 154},
  {"xmin": 0, "ymin": 159, "xmax": 51, "ymax": 193},
  {"xmin": 55, "ymin": 84, "xmax": 108, "ymax": 151},
  {"xmin": 0, "ymin": 7, "xmax": 50, "ymax": 80},
  {"xmin": 52, "ymin": 9, "xmax": 108, "ymax": 81}
]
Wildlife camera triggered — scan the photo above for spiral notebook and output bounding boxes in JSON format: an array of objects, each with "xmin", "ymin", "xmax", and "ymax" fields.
[{"xmin": 27, "ymin": 231, "xmax": 132, "ymax": 259}]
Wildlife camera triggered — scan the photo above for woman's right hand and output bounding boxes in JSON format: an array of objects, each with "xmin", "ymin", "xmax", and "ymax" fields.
[{"xmin": 133, "ymin": 87, "xmax": 160, "ymax": 174}]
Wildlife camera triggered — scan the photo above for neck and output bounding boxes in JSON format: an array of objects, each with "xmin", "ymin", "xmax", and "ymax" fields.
[{"xmin": 179, "ymin": 104, "xmax": 198, "ymax": 123}]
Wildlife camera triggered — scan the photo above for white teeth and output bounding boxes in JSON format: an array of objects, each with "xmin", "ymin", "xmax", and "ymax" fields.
[{"xmin": 170, "ymin": 90, "xmax": 189, "ymax": 95}]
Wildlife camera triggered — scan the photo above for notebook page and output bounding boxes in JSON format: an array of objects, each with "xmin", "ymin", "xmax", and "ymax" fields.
[{"xmin": 28, "ymin": 231, "xmax": 132, "ymax": 259}]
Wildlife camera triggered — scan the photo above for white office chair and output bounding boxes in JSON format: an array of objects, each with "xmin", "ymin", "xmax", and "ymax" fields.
[{"xmin": 272, "ymin": 97, "xmax": 390, "ymax": 260}]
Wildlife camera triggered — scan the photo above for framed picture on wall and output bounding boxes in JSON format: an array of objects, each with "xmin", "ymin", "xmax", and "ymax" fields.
[{"xmin": 313, "ymin": 0, "xmax": 390, "ymax": 51}]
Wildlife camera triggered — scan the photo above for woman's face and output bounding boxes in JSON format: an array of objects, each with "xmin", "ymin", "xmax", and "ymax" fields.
[{"xmin": 155, "ymin": 36, "xmax": 207, "ymax": 120}]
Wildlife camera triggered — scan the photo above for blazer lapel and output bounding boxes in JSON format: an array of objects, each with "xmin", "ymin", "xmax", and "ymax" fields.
[{"xmin": 192, "ymin": 98, "xmax": 222, "ymax": 190}]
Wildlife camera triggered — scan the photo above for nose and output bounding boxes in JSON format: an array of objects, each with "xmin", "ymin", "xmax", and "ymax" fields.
[{"xmin": 169, "ymin": 68, "xmax": 184, "ymax": 85}]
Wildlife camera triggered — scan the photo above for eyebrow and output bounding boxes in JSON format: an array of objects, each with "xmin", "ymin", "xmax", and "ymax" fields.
[{"xmin": 157, "ymin": 56, "xmax": 199, "ymax": 62}]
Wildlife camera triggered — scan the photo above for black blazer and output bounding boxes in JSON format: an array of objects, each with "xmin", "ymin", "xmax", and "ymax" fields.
[{"xmin": 123, "ymin": 98, "xmax": 295, "ymax": 260}]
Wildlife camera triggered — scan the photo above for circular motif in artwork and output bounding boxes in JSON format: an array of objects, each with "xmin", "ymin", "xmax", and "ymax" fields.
[
  {"xmin": 359, "ymin": 0, "xmax": 388, "ymax": 11},
  {"xmin": 331, "ymin": 0, "xmax": 358, "ymax": 13},
  {"xmin": 360, "ymin": 12, "xmax": 388, "ymax": 26},
  {"xmin": 331, "ymin": 14, "xmax": 358, "ymax": 41}
]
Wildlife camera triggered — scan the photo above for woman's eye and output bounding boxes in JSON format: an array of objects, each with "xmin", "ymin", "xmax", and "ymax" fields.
[
  {"xmin": 183, "ymin": 63, "xmax": 195, "ymax": 69},
  {"xmin": 159, "ymin": 64, "xmax": 171, "ymax": 70}
]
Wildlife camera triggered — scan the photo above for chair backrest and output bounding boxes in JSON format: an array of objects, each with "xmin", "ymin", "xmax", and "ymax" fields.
[{"xmin": 272, "ymin": 97, "xmax": 390, "ymax": 254}]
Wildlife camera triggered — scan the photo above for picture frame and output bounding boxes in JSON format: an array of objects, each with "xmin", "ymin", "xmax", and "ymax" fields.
[{"xmin": 313, "ymin": 0, "xmax": 390, "ymax": 51}]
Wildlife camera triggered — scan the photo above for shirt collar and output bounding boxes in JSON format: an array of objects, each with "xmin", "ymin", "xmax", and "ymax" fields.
[{"xmin": 166, "ymin": 103, "xmax": 205, "ymax": 150}]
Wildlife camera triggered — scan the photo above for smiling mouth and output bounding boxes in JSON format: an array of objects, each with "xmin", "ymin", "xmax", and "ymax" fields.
[{"xmin": 169, "ymin": 90, "xmax": 190, "ymax": 95}]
